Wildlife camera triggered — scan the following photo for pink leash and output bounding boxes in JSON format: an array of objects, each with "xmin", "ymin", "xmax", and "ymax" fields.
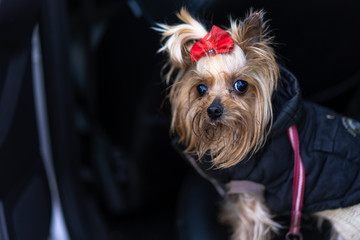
[{"xmin": 286, "ymin": 125, "xmax": 305, "ymax": 240}]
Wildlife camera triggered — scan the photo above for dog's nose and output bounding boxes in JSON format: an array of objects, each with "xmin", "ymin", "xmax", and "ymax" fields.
[
  {"xmin": 207, "ymin": 98, "xmax": 223, "ymax": 120},
  {"xmin": 207, "ymin": 106, "xmax": 223, "ymax": 119}
]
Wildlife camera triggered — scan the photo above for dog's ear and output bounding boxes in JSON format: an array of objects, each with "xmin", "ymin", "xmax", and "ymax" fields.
[
  {"xmin": 242, "ymin": 10, "xmax": 265, "ymax": 43},
  {"xmin": 230, "ymin": 10, "xmax": 266, "ymax": 45},
  {"xmin": 155, "ymin": 8, "xmax": 207, "ymax": 70}
]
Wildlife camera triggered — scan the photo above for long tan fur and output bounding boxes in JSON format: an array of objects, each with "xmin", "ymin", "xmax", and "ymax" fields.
[
  {"xmin": 157, "ymin": 8, "xmax": 279, "ymax": 168},
  {"xmin": 315, "ymin": 203, "xmax": 360, "ymax": 240},
  {"xmin": 220, "ymin": 192, "xmax": 281, "ymax": 240}
]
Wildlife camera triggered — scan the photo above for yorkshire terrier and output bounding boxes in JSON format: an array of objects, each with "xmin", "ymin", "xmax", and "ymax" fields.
[{"xmin": 156, "ymin": 8, "xmax": 360, "ymax": 240}]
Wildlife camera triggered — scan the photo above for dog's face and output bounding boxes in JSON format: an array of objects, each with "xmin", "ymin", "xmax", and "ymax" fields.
[{"xmin": 157, "ymin": 9, "xmax": 279, "ymax": 168}]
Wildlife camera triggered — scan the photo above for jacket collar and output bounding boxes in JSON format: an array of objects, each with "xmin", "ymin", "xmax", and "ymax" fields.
[{"xmin": 270, "ymin": 66, "xmax": 303, "ymax": 137}]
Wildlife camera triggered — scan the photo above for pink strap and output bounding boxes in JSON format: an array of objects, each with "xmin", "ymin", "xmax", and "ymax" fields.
[{"xmin": 286, "ymin": 125, "xmax": 305, "ymax": 240}]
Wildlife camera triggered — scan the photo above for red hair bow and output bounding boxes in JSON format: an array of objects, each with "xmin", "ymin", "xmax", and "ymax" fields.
[{"xmin": 190, "ymin": 25, "xmax": 234, "ymax": 62}]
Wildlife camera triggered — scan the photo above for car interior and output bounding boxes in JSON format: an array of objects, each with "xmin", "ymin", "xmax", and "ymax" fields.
[{"xmin": 0, "ymin": 0, "xmax": 359, "ymax": 239}]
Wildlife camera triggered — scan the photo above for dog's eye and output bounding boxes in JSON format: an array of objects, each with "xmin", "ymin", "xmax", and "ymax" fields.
[
  {"xmin": 197, "ymin": 84, "xmax": 208, "ymax": 96},
  {"xmin": 234, "ymin": 80, "xmax": 248, "ymax": 94}
]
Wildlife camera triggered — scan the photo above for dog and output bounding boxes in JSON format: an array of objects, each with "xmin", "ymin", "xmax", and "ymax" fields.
[{"xmin": 155, "ymin": 8, "xmax": 360, "ymax": 240}]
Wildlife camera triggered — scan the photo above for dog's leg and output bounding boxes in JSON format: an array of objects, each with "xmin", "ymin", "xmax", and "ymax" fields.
[
  {"xmin": 220, "ymin": 192, "xmax": 281, "ymax": 240},
  {"xmin": 315, "ymin": 203, "xmax": 360, "ymax": 240}
]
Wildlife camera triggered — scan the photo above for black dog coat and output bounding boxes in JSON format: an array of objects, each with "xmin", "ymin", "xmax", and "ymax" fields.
[{"xmin": 173, "ymin": 66, "xmax": 360, "ymax": 216}]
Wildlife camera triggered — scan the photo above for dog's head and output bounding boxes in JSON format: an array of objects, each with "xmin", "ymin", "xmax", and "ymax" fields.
[{"xmin": 156, "ymin": 9, "xmax": 279, "ymax": 168}]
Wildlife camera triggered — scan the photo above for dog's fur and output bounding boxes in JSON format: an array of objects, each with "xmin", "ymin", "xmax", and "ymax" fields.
[{"xmin": 156, "ymin": 8, "xmax": 356, "ymax": 240}]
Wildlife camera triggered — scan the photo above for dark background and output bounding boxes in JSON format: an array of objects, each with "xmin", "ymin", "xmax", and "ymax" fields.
[{"xmin": 1, "ymin": 0, "xmax": 360, "ymax": 239}]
